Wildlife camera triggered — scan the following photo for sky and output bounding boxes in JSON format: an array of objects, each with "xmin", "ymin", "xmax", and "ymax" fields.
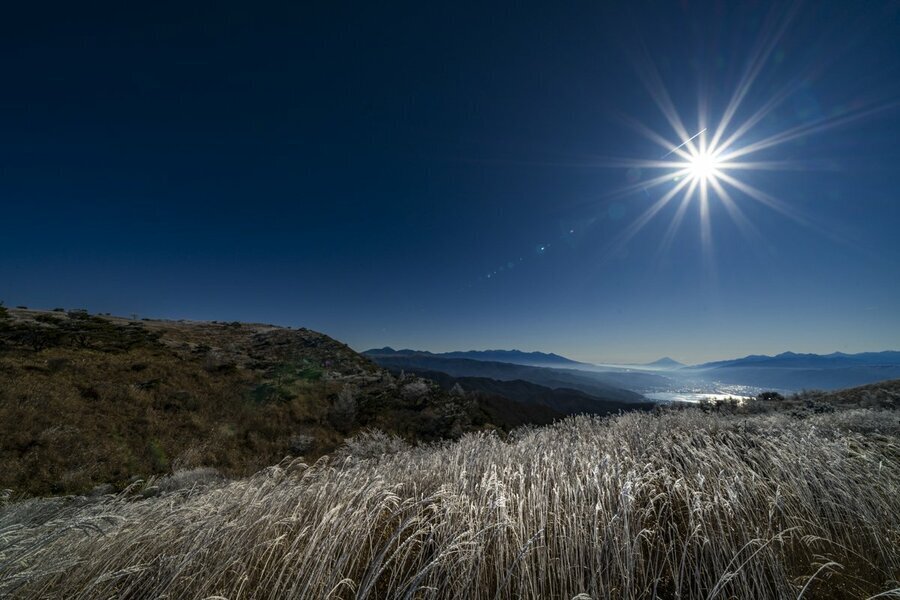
[{"xmin": 1, "ymin": 1, "xmax": 899, "ymax": 364}]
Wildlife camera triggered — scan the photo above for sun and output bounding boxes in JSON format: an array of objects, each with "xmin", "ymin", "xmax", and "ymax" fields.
[{"xmin": 687, "ymin": 151, "xmax": 719, "ymax": 182}]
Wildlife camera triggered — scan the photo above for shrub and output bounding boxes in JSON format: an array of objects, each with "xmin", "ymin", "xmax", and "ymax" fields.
[
  {"xmin": 203, "ymin": 352, "xmax": 236, "ymax": 373},
  {"xmin": 338, "ymin": 428, "xmax": 410, "ymax": 459},
  {"xmin": 298, "ymin": 365, "xmax": 323, "ymax": 381},
  {"xmin": 288, "ymin": 434, "xmax": 316, "ymax": 455},
  {"xmin": 34, "ymin": 314, "xmax": 61, "ymax": 324},
  {"xmin": 46, "ymin": 358, "xmax": 71, "ymax": 373},
  {"xmin": 147, "ymin": 440, "xmax": 169, "ymax": 471},
  {"xmin": 328, "ymin": 385, "xmax": 357, "ymax": 432},
  {"xmin": 156, "ymin": 468, "xmax": 224, "ymax": 494},
  {"xmin": 401, "ymin": 380, "xmax": 430, "ymax": 401}
]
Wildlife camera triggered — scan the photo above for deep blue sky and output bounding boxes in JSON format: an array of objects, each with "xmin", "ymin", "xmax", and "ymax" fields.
[{"xmin": 2, "ymin": 2, "xmax": 899, "ymax": 363}]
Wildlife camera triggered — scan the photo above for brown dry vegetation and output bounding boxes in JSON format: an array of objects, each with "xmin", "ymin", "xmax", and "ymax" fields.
[{"xmin": 0, "ymin": 308, "xmax": 502, "ymax": 497}]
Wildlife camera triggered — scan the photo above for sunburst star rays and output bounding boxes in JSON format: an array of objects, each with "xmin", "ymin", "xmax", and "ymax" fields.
[
  {"xmin": 596, "ymin": 79, "xmax": 896, "ymax": 269},
  {"xmin": 583, "ymin": 0, "xmax": 900, "ymax": 271}
]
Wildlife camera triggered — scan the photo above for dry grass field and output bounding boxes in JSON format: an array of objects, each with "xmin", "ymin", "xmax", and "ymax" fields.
[{"xmin": 2, "ymin": 406, "xmax": 898, "ymax": 599}]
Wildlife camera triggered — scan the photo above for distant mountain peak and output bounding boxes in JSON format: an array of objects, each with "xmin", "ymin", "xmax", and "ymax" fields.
[{"xmin": 644, "ymin": 357, "xmax": 685, "ymax": 368}]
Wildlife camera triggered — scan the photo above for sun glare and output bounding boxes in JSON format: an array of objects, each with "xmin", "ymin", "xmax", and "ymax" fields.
[
  {"xmin": 688, "ymin": 151, "xmax": 718, "ymax": 182},
  {"xmin": 593, "ymin": 10, "xmax": 890, "ymax": 266}
]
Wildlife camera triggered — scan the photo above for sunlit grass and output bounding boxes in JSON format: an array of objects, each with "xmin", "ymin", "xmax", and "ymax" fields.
[{"xmin": 1, "ymin": 408, "xmax": 898, "ymax": 598}]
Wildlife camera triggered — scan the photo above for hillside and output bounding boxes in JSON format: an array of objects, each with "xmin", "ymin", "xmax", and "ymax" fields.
[{"xmin": 0, "ymin": 308, "xmax": 585, "ymax": 497}]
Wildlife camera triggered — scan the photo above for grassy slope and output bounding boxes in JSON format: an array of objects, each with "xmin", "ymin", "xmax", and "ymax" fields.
[
  {"xmin": 0, "ymin": 308, "xmax": 530, "ymax": 497},
  {"xmin": 1, "ymin": 397, "xmax": 898, "ymax": 599}
]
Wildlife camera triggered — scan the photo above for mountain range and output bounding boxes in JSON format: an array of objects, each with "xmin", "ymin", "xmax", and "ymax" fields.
[
  {"xmin": 365, "ymin": 347, "xmax": 900, "ymax": 392},
  {"xmin": 694, "ymin": 351, "xmax": 900, "ymax": 370},
  {"xmin": 365, "ymin": 347, "xmax": 587, "ymax": 368},
  {"xmin": 688, "ymin": 350, "xmax": 900, "ymax": 391},
  {"xmin": 363, "ymin": 351, "xmax": 673, "ymax": 398}
]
